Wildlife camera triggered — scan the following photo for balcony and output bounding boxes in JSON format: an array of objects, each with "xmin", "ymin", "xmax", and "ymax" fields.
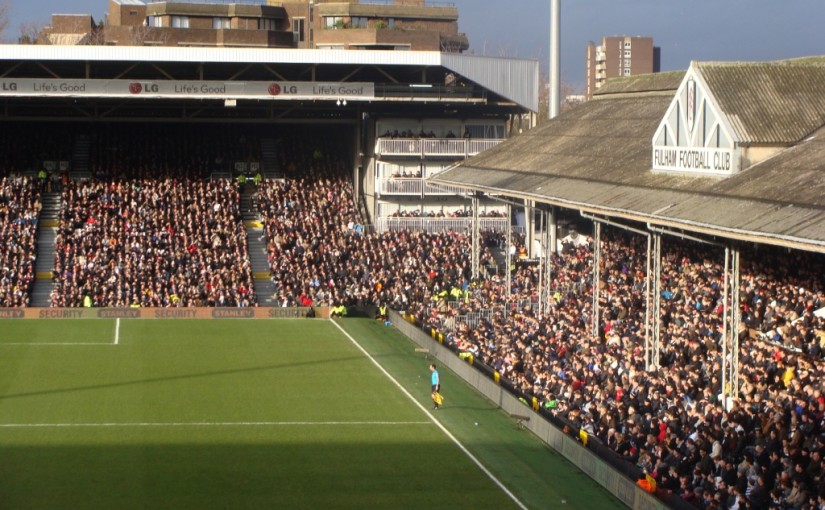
[
  {"xmin": 377, "ymin": 178, "xmax": 468, "ymax": 197},
  {"xmin": 374, "ymin": 216, "xmax": 509, "ymax": 233},
  {"xmin": 375, "ymin": 137, "xmax": 503, "ymax": 158}
]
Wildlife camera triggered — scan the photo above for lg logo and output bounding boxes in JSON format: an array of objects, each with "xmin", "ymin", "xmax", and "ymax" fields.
[
  {"xmin": 268, "ymin": 83, "xmax": 297, "ymax": 96},
  {"xmin": 129, "ymin": 82, "xmax": 159, "ymax": 94}
]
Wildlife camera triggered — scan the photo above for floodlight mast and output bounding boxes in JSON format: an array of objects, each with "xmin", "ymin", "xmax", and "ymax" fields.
[{"xmin": 549, "ymin": 0, "xmax": 560, "ymax": 119}]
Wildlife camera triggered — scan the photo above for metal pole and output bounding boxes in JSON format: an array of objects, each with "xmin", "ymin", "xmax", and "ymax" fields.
[
  {"xmin": 722, "ymin": 246, "xmax": 730, "ymax": 409},
  {"xmin": 506, "ymin": 203, "xmax": 512, "ymax": 304},
  {"xmin": 537, "ymin": 209, "xmax": 545, "ymax": 315},
  {"xmin": 525, "ymin": 199, "xmax": 535, "ymax": 258},
  {"xmin": 544, "ymin": 219, "xmax": 553, "ymax": 316},
  {"xmin": 591, "ymin": 221, "xmax": 601, "ymax": 337},
  {"xmin": 645, "ymin": 233, "xmax": 652, "ymax": 370},
  {"xmin": 471, "ymin": 193, "xmax": 480, "ymax": 280},
  {"xmin": 652, "ymin": 233, "xmax": 662, "ymax": 368},
  {"xmin": 729, "ymin": 246, "xmax": 740, "ymax": 398},
  {"xmin": 549, "ymin": 0, "xmax": 561, "ymax": 119}
]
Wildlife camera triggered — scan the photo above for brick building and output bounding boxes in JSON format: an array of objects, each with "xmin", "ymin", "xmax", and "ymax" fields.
[
  {"xmin": 585, "ymin": 36, "xmax": 660, "ymax": 99},
  {"xmin": 39, "ymin": 0, "xmax": 468, "ymax": 52}
]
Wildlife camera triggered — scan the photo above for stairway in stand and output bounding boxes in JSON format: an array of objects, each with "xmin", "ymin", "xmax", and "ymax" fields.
[
  {"xmin": 260, "ymin": 138, "xmax": 281, "ymax": 180},
  {"xmin": 31, "ymin": 191, "xmax": 61, "ymax": 307},
  {"xmin": 241, "ymin": 184, "xmax": 275, "ymax": 306},
  {"xmin": 70, "ymin": 134, "xmax": 92, "ymax": 180}
]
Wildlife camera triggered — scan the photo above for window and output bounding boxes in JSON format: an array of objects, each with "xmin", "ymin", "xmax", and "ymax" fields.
[
  {"xmin": 213, "ymin": 17, "xmax": 230, "ymax": 29},
  {"xmin": 259, "ymin": 18, "xmax": 276, "ymax": 31},
  {"xmin": 624, "ymin": 59, "xmax": 631, "ymax": 68},
  {"xmin": 324, "ymin": 16, "xmax": 344, "ymax": 29},
  {"xmin": 624, "ymin": 41, "xmax": 631, "ymax": 48},
  {"xmin": 387, "ymin": 18, "xmax": 396, "ymax": 29},
  {"xmin": 351, "ymin": 16, "xmax": 368, "ymax": 28},
  {"xmin": 292, "ymin": 18, "xmax": 305, "ymax": 41},
  {"xmin": 171, "ymin": 15, "xmax": 189, "ymax": 28},
  {"xmin": 147, "ymin": 16, "xmax": 161, "ymax": 27},
  {"xmin": 623, "ymin": 68, "xmax": 632, "ymax": 76},
  {"xmin": 623, "ymin": 50, "xmax": 631, "ymax": 58}
]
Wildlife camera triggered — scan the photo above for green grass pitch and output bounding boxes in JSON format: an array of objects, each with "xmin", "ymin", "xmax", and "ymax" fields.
[{"xmin": 0, "ymin": 318, "xmax": 624, "ymax": 510}]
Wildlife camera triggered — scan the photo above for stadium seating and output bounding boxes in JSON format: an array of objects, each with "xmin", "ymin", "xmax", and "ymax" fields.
[
  {"xmin": 0, "ymin": 176, "xmax": 41, "ymax": 307},
  {"xmin": 50, "ymin": 125, "xmax": 256, "ymax": 307},
  {"xmin": 8, "ymin": 120, "xmax": 820, "ymax": 508}
]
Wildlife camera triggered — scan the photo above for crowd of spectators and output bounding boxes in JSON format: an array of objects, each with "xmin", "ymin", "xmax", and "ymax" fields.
[
  {"xmin": 258, "ymin": 149, "xmax": 825, "ymax": 508},
  {"xmin": 50, "ymin": 126, "xmax": 256, "ymax": 307},
  {"xmin": 0, "ymin": 175, "xmax": 41, "ymax": 307},
  {"xmin": 416, "ymin": 231, "xmax": 825, "ymax": 510},
  {"xmin": 5, "ymin": 121, "xmax": 825, "ymax": 507}
]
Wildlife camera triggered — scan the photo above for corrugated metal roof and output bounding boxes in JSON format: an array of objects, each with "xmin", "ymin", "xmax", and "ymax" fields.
[
  {"xmin": 431, "ymin": 60, "xmax": 825, "ymax": 252},
  {"xmin": 442, "ymin": 53, "xmax": 538, "ymax": 112},
  {"xmin": 698, "ymin": 61, "xmax": 825, "ymax": 144},
  {"xmin": 594, "ymin": 70, "xmax": 685, "ymax": 96},
  {"xmin": 0, "ymin": 45, "xmax": 538, "ymax": 110},
  {"xmin": 112, "ymin": 0, "xmax": 146, "ymax": 5}
]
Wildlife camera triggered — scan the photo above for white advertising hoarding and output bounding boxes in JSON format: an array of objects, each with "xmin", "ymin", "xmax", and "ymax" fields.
[{"xmin": 0, "ymin": 79, "xmax": 375, "ymax": 101}]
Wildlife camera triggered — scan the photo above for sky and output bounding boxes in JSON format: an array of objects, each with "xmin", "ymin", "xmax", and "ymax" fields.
[{"xmin": 6, "ymin": 0, "xmax": 825, "ymax": 92}]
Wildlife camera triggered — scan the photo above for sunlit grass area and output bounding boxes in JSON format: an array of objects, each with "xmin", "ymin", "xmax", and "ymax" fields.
[{"xmin": 0, "ymin": 319, "xmax": 623, "ymax": 510}]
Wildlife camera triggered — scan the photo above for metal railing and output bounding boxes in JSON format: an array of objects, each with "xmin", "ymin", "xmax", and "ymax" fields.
[
  {"xmin": 376, "ymin": 178, "xmax": 469, "ymax": 196},
  {"xmin": 378, "ymin": 178, "xmax": 422, "ymax": 195},
  {"xmin": 374, "ymin": 216, "xmax": 509, "ymax": 233},
  {"xmin": 375, "ymin": 138, "xmax": 503, "ymax": 158}
]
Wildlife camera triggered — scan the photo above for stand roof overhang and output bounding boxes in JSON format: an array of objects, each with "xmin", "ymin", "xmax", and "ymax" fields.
[
  {"xmin": 0, "ymin": 45, "xmax": 538, "ymax": 112},
  {"xmin": 431, "ymin": 62, "xmax": 825, "ymax": 253}
]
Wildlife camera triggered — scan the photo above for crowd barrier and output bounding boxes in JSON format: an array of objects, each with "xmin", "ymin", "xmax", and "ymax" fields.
[
  {"xmin": 390, "ymin": 309, "xmax": 694, "ymax": 510},
  {"xmin": 0, "ymin": 307, "xmax": 325, "ymax": 320}
]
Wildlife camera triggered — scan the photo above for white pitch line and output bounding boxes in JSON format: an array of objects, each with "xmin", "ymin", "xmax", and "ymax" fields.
[
  {"xmin": 0, "ymin": 421, "xmax": 432, "ymax": 428},
  {"xmin": 329, "ymin": 319, "xmax": 529, "ymax": 510},
  {"xmin": 114, "ymin": 318, "xmax": 121, "ymax": 345},
  {"xmin": 0, "ymin": 343, "xmax": 115, "ymax": 346}
]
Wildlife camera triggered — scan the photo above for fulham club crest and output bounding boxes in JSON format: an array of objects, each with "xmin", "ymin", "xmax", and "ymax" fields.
[{"xmin": 686, "ymin": 79, "xmax": 696, "ymax": 132}]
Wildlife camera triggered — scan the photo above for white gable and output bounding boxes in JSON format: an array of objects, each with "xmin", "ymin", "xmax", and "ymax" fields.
[{"xmin": 651, "ymin": 63, "xmax": 740, "ymax": 176}]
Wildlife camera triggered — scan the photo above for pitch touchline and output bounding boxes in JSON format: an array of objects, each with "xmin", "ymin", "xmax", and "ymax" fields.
[
  {"xmin": 329, "ymin": 320, "xmax": 530, "ymax": 510},
  {"xmin": 0, "ymin": 343, "xmax": 116, "ymax": 346},
  {"xmin": 0, "ymin": 421, "xmax": 432, "ymax": 428}
]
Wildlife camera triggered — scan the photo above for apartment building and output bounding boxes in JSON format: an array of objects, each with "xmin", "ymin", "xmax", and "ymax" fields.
[
  {"xmin": 585, "ymin": 36, "xmax": 660, "ymax": 99},
  {"xmin": 40, "ymin": 0, "xmax": 468, "ymax": 51}
]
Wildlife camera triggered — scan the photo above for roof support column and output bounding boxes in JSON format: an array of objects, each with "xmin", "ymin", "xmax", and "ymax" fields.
[
  {"xmin": 722, "ymin": 244, "xmax": 741, "ymax": 410},
  {"xmin": 581, "ymin": 213, "xmax": 660, "ymax": 370},
  {"xmin": 524, "ymin": 199, "xmax": 535, "ymax": 258},
  {"xmin": 537, "ymin": 208, "xmax": 547, "ymax": 315},
  {"xmin": 650, "ymin": 232, "xmax": 662, "ymax": 370},
  {"xmin": 591, "ymin": 220, "xmax": 601, "ymax": 337},
  {"xmin": 471, "ymin": 192, "xmax": 480, "ymax": 280},
  {"xmin": 506, "ymin": 203, "xmax": 512, "ymax": 304}
]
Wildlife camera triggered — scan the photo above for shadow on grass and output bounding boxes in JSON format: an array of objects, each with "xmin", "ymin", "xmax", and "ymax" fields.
[
  {"xmin": 0, "ymin": 441, "xmax": 538, "ymax": 510},
  {"xmin": 0, "ymin": 355, "xmax": 365, "ymax": 401}
]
